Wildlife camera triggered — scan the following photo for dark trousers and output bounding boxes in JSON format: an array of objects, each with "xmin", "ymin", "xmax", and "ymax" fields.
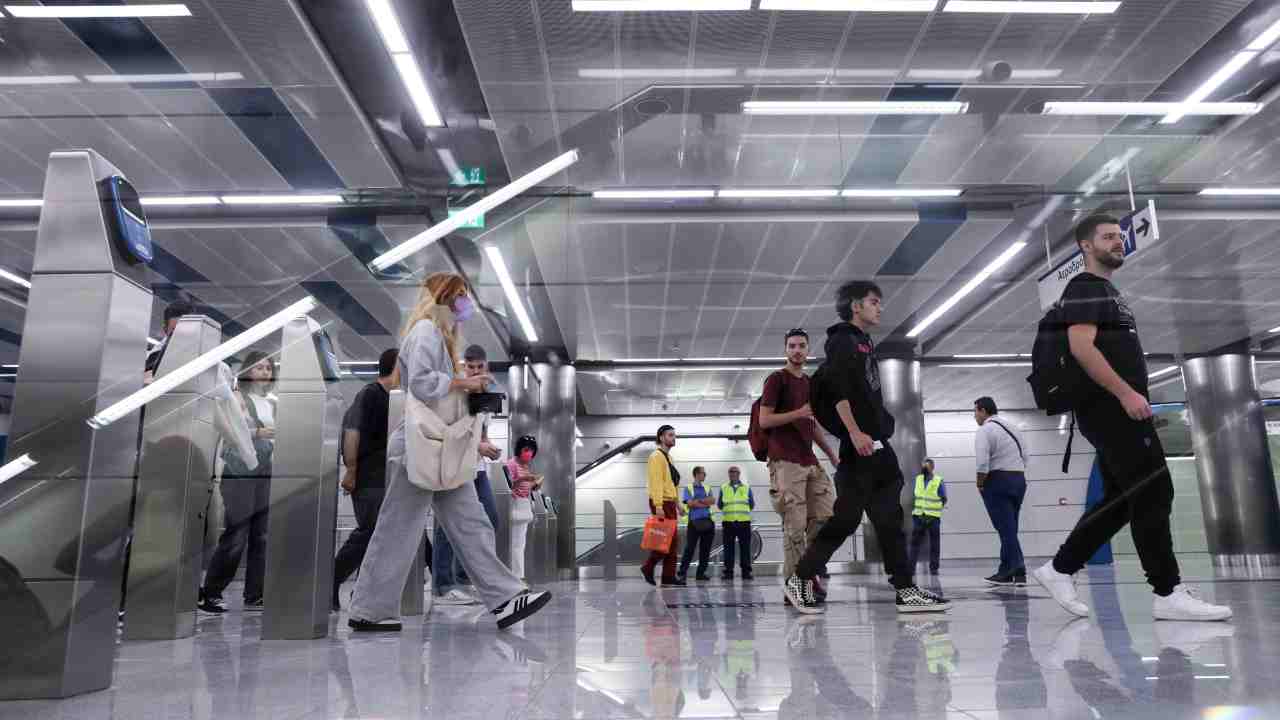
[
  {"xmin": 1053, "ymin": 404, "xmax": 1180, "ymax": 595},
  {"xmin": 202, "ymin": 476, "xmax": 271, "ymax": 602},
  {"xmin": 679, "ymin": 521, "xmax": 714, "ymax": 577},
  {"xmin": 642, "ymin": 500, "xmax": 680, "ymax": 581},
  {"xmin": 432, "ymin": 471, "xmax": 499, "ymax": 592},
  {"xmin": 981, "ymin": 470, "xmax": 1027, "ymax": 575},
  {"xmin": 721, "ymin": 521, "xmax": 752, "ymax": 574},
  {"xmin": 797, "ymin": 444, "xmax": 913, "ymax": 589},
  {"xmin": 908, "ymin": 515, "xmax": 941, "ymax": 572},
  {"xmin": 334, "ymin": 487, "xmax": 387, "ymax": 586}
]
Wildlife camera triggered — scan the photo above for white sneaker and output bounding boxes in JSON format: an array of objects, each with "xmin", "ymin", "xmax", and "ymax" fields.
[
  {"xmin": 1043, "ymin": 619, "xmax": 1091, "ymax": 670},
  {"xmin": 1033, "ymin": 561, "xmax": 1090, "ymax": 618},
  {"xmin": 436, "ymin": 589, "xmax": 480, "ymax": 606},
  {"xmin": 1154, "ymin": 620, "xmax": 1235, "ymax": 655},
  {"xmin": 1153, "ymin": 585, "xmax": 1232, "ymax": 622}
]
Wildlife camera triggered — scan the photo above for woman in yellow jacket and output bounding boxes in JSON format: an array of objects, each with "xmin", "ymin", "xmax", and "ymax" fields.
[{"xmin": 642, "ymin": 424, "xmax": 686, "ymax": 586}]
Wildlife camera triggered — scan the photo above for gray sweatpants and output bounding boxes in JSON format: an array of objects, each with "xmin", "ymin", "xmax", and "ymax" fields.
[{"xmin": 350, "ymin": 456, "xmax": 526, "ymax": 622}]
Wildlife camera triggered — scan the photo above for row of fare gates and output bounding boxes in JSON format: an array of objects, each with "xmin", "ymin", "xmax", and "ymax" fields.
[{"xmin": 0, "ymin": 150, "xmax": 561, "ymax": 700}]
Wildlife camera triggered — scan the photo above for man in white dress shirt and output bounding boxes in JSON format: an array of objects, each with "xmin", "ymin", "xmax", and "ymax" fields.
[{"xmin": 974, "ymin": 397, "xmax": 1029, "ymax": 587}]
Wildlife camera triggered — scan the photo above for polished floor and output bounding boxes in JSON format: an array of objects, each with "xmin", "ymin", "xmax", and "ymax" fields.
[{"xmin": 6, "ymin": 556, "xmax": 1280, "ymax": 720}]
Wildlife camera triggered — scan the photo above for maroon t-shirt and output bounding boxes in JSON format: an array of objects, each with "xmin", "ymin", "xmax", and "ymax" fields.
[{"xmin": 761, "ymin": 370, "xmax": 818, "ymax": 467}]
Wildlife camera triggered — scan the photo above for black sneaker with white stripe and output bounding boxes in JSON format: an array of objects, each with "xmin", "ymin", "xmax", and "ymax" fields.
[
  {"xmin": 493, "ymin": 590, "xmax": 552, "ymax": 630},
  {"xmin": 782, "ymin": 575, "xmax": 822, "ymax": 614},
  {"xmin": 896, "ymin": 585, "xmax": 951, "ymax": 613}
]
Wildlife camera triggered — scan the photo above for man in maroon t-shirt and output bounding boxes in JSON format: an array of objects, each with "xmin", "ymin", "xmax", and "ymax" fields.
[{"xmin": 759, "ymin": 329, "xmax": 839, "ymax": 582}]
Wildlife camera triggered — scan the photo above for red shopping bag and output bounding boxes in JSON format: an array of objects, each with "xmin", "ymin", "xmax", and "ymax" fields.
[{"xmin": 641, "ymin": 515, "xmax": 677, "ymax": 553}]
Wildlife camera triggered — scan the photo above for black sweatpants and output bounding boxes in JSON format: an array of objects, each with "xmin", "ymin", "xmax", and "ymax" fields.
[
  {"xmin": 334, "ymin": 487, "xmax": 387, "ymax": 586},
  {"xmin": 1052, "ymin": 402, "xmax": 1180, "ymax": 595},
  {"xmin": 796, "ymin": 443, "xmax": 913, "ymax": 589}
]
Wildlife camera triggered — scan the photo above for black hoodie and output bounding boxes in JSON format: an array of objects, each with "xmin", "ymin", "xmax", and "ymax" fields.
[{"xmin": 824, "ymin": 321, "xmax": 895, "ymax": 448}]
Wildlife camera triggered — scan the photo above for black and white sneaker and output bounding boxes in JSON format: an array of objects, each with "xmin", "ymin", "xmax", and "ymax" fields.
[
  {"xmin": 896, "ymin": 585, "xmax": 951, "ymax": 614},
  {"xmin": 493, "ymin": 590, "xmax": 552, "ymax": 630},
  {"xmin": 783, "ymin": 575, "xmax": 822, "ymax": 615},
  {"xmin": 242, "ymin": 598, "xmax": 264, "ymax": 613},
  {"xmin": 198, "ymin": 596, "xmax": 227, "ymax": 614}
]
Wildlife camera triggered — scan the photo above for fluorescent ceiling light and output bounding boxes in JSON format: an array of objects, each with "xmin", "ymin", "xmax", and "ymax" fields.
[
  {"xmin": 0, "ymin": 453, "xmax": 37, "ymax": 485},
  {"xmin": 952, "ymin": 353, "xmax": 1029, "ymax": 358},
  {"xmin": 1247, "ymin": 18, "xmax": 1280, "ymax": 51},
  {"xmin": 147, "ymin": 337, "xmax": 163, "ymax": 347},
  {"xmin": 572, "ymin": 0, "xmax": 751, "ymax": 10},
  {"xmin": 943, "ymin": 1, "xmax": 1120, "ymax": 13},
  {"xmin": 88, "ymin": 296, "xmax": 318, "ymax": 429},
  {"xmin": 483, "ymin": 246, "xmax": 539, "ymax": 344},
  {"xmin": 907, "ymin": 68, "xmax": 1064, "ymax": 80},
  {"xmin": 842, "ymin": 188, "xmax": 963, "ymax": 197},
  {"xmin": 5, "ymin": 3, "xmax": 191, "ymax": 17},
  {"xmin": 1269, "ymin": 325, "xmax": 1280, "ymax": 333},
  {"xmin": 759, "ymin": 0, "xmax": 936, "ymax": 10},
  {"xmin": 437, "ymin": 148, "xmax": 464, "ymax": 184},
  {"xmin": 1161, "ymin": 51, "xmax": 1259, "ymax": 124},
  {"xmin": 578, "ymin": 68, "xmax": 737, "ymax": 79},
  {"xmin": 941, "ymin": 362, "xmax": 1032, "ymax": 368},
  {"xmin": 370, "ymin": 149, "xmax": 579, "ymax": 272},
  {"xmin": 364, "ymin": 0, "xmax": 410, "ymax": 53},
  {"xmin": 613, "ymin": 357, "xmax": 790, "ymax": 363},
  {"xmin": 1149, "ymin": 366, "xmax": 1181, "ymax": 379},
  {"xmin": 593, "ymin": 189, "xmax": 716, "ymax": 199},
  {"xmin": 0, "ymin": 268, "xmax": 31, "ymax": 289},
  {"xmin": 86, "ymin": 72, "xmax": 244, "ymax": 84},
  {"xmin": 220, "ymin": 194, "xmax": 344, "ymax": 205},
  {"xmin": 0, "ymin": 75, "xmax": 80, "ymax": 85},
  {"xmin": 718, "ymin": 188, "xmax": 840, "ymax": 198},
  {"xmin": 1043, "ymin": 101, "xmax": 1261, "ymax": 116},
  {"xmin": 140, "ymin": 195, "xmax": 221, "ymax": 206},
  {"xmin": 391, "ymin": 52, "xmax": 444, "ymax": 128},
  {"xmin": 1200, "ymin": 187, "xmax": 1280, "ymax": 196},
  {"xmin": 593, "ymin": 365, "xmax": 761, "ymax": 372},
  {"xmin": 744, "ymin": 100, "xmax": 969, "ymax": 115},
  {"xmin": 908, "ymin": 242, "xmax": 1027, "ymax": 338},
  {"xmin": 0, "ymin": 198, "xmax": 42, "ymax": 207}
]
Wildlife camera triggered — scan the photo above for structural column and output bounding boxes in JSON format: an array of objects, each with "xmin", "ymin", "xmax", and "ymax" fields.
[
  {"xmin": 879, "ymin": 358, "xmax": 927, "ymax": 550},
  {"xmin": 1182, "ymin": 354, "xmax": 1280, "ymax": 567},
  {"xmin": 507, "ymin": 362, "xmax": 577, "ymax": 576}
]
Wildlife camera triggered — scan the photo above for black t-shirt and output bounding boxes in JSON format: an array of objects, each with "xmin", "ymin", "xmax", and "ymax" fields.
[
  {"xmin": 1060, "ymin": 272, "xmax": 1148, "ymax": 399},
  {"xmin": 824, "ymin": 322, "xmax": 895, "ymax": 459},
  {"xmin": 343, "ymin": 382, "xmax": 390, "ymax": 489}
]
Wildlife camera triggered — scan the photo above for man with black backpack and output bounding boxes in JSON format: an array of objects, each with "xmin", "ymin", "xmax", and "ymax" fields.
[
  {"xmin": 782, "ymin": 281, "xmax": 950, "ymax": 614},
  {"xmin": 1031, "ymin": 214, "xmax": 1231, "ymax": 622}
]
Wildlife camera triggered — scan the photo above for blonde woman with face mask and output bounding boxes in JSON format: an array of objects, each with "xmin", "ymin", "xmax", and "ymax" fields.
[{"xmin": 347, "ymin": 272, "xmax": 552, "ymax": 632}]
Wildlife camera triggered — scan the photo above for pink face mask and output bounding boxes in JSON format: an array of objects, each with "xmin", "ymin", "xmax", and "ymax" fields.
[{"xmin": 519, "ymin": 449, "xmax": 535, "ymax": 464}]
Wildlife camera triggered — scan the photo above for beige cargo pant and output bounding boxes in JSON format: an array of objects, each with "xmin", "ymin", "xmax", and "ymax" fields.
[{"xmin": 768, "ymin": 459, "xmax": 835, "ymax": 578}]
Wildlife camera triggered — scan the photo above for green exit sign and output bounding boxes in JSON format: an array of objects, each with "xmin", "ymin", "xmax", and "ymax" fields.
[
  {"xmin": 451, "ymin": 166, "xmax": 485, "ymax": 186},
  {"xmin": 448, "ymin": 208, "xmax": 485, "ymax": 229}
]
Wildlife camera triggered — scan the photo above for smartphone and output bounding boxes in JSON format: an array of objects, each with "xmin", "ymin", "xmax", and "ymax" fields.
[{"xmin": 468, "ymin": 392, "xmax": 505, "ymax": 415}]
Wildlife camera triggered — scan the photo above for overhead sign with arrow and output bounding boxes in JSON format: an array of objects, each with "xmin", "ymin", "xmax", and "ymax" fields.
[{"xmin": 1038, "ymin": 200, "xmax": 1160, "ymax": 310}]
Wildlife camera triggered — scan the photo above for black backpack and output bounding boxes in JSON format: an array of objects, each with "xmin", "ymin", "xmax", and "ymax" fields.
[{"xmin": 1026, "ymin": 301, "xmax": 1084, "ymax": 472}]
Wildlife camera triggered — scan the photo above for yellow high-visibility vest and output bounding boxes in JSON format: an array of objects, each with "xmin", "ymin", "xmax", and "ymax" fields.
[
  {"xmin": 719, "ymin": 483, "xmax": 752, "ymax": 522},
  {"xmin": 913, "ymin": 474, "xmax": 944, "ymax": 518}
]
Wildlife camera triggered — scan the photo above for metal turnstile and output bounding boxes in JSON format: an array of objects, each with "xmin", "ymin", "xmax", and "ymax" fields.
[
  {"xmin": 525, "ymin": 493, "xmax": 559, "ymax": 584},
  {"xmin": 261, "ymin": 317, "xmax": 344, "ymax": 640},
  {"xmin": 0, "ymin": 150, "xmax": 153, "ymax": 699},
  {"xmin": 123, "ymin": 316, "xmax": 222, "ymax": 640}
]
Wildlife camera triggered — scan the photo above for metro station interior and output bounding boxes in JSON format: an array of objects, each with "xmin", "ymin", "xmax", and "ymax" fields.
[{"xmin": 3, "ymin": 0, "xmax": 1280, "ymax": 718}]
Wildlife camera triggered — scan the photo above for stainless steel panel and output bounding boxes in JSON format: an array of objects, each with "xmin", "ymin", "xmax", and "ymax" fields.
[
  {"xmin": 880, "ymin": 358, "xmax": 927, "ymax": 535},
  {"xmin": 507, "ymin": 363, "xmax": 576, "ymax": 570},
  {"xmin": 123, "ymin": 316, "xmax": 221, "ymax": 641},
  {"xmin": 262, "ymin": 317, "xmax": 343, "ymax": 640},
  {"xmin": 1183, "ymin": 354, "xmax": 1280, "ymax": 558}
]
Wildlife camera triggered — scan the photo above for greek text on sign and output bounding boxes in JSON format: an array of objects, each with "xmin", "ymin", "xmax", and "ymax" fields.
[{"xmin": 1037, "ymin": 200, "xmax": 1159, "ymax": 310}]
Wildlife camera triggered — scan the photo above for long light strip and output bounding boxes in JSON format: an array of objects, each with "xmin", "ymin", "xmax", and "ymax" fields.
[
  {"xmin": 141, "ymin": 195, "xmax": 222, "ymax": 207},
  {"xmin": 578, "ymin": 68, "xmax": 737, "ymax": 79},
  {"xmin": 147, "ymin": 337, "xmax": 164, "ymax": 347},
  {"xmin": 370, "ymin": 149, "xmax": 579, "ymax": 272},
  {"xmin": 1149, "ymin": 366, "xmax": 1181, "ymax": 379},
  {"xmin": 907, "ymin": 242, "xmax": 1027, "ymax": 338},
  {"xmin": 88, "ymin": 296, "xmax": 318, "ymax": 429},
  {"xmin": 593, "ymin": 189, "xmax": 716, "ymax": 199},
  {"xmin": 5, "ymin": 4, "xmax": 192, "ymax": 17},
  {"xmin": 221, "ymin": 194, "xmax": 344, "ymax": 205},
  {"xmin": 843, "ymin": 188, "xmax": 963, "ymax": 197},
  {"xmin": 1043, "ymin": 101, "xmax": 1261, "ymax": 116},
  {"xmin": 0, "ymin": 198, "xmax": 43, "ymax": 207},
  {"xmin": 953, "ymin": 353, "xmax": 1030, "ymax": 358},
  {"xmin": 944, "ymin": 1, "xmax": 1120, "ymax": 13},
  {"xmin": 572, "ymin": 0, "xmax": 751, "ymax": 10},
  {"xmin": 744, "ymin": 100, "xmax": 969, "ymax": 115},
  {"xmin": 1199, "ymin": 187, "xmax": 1280, "ymax": 196},
  {"xmin": 719, "ymin": 188, "xmax": 840, "ymax": 198},
  {"xmin": 0, "ymin": 75, "xmax": 80, "ymax": 85},
  {"xmin": 86, "ymin": 72, "xmax": 244, "ymax": 84},
  {"xmin": 0, "ymin": 454, "xmax": 37, "ymax": 485},
  {"xmin": 1247, "ymin": 18, "xmax": 1280, "ymax": 51},
  {"xmin": 759, "ymin": 0, "xmax": 936, "ymax": 10},
  {"xmin": 483, "ymin": 246, "xmax": 539, "ymax": 343},
  {"xmin": 1161, "ymin": 51, "xmax": 1259, "ymax": 124},
  {"xmin": 0, "ymin": 268, "xmax": 32, "ymax": 289},
  {"xmin": 941, "ymin": 362, "xmax": 1032, "ymax": 368},
  {"xmin": 364, "ymin": 0, "xmax": 443, "ymax": 127}
]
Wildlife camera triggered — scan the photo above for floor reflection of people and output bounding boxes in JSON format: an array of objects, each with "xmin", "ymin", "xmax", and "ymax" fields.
[
  {"xmin": 720, "ymin": 587, "xmax": 760, "ymax": 704},
  {"xmin": 991, "ymin": 590, "xmax": 1046, "ymax": 714},
  {"xmin": 645, "ymin": 591, "xmax": 685, "ymax": 720},
  {"xmin": 889, "ymin": 619, "xmax": 953, "ymax": 717},
  {"xmin": 779, "ymin": 617, "xmax": 872, "ymax": 719},
  {"xmin": 684, "ymin": 591, "xmax": 719, "ymax": 703}
]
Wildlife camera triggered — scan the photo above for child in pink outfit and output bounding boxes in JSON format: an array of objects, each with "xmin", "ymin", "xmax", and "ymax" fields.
[{"xmin": 507, "ymin": 436, "xmax": 542, "ymax": 579}]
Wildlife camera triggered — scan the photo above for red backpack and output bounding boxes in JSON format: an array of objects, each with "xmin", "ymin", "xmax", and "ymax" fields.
[{"xmin": 747, "ymin": 371, "xmax": 789, "ymax": 462}]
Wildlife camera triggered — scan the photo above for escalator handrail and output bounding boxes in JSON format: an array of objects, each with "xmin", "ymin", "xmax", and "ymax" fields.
[{"xmin": 575, "ymin": 432, "xmax": 748, "ymax": 480}]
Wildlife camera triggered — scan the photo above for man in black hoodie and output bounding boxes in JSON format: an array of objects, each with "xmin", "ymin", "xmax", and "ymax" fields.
[{"xmin": 782, "ymin": 281, "xmax": 950, "ymax": 615}]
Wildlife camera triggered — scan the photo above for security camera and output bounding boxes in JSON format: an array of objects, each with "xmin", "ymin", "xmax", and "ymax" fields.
[{"xmin": 982, "ymin": 61, "xmax": 1013, "ymax": 83}]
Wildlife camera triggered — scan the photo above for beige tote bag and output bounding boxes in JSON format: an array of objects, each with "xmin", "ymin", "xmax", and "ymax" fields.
[{"xmin": 404, "ymin": 387, "xmax": 483, "ymax": 492}]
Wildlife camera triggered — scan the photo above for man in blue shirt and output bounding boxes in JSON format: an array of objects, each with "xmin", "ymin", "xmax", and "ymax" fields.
[{"xmin": 677, "ymin": 466, "xmax": 717, "ymax": 582}]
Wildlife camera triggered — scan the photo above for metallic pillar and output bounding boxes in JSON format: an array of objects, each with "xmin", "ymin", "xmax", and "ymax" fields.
[
  {"xmin": 262, "ymin": 318, "xmax": 344, "ymax": 639},
  {"xmin": 507, "ymin": 363, "xmax": 577, "ymax": 576},
  {"xmin": 123, "ymin": 316, "xmax": 222, "ymax": 641},
  {"xmin": 1182, "ymin": 354, "xmax": 1280, "ymax": 566},
  {"xmin": 879, "ymin": 358, "xmax": 927, "ymax": 536},
  {"xmin": 0, "ymin": 150, "xmax": 152, "ymax": 699}
]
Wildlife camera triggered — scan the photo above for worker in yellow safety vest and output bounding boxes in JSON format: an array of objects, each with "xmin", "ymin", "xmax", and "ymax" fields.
[
  {"xmin": 718, "ymin": 467, "xmax": 755, "ymax": 580},
  {"xmin": 908, "ymin": 458, "xmax": 947, "ymax": 574}
]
